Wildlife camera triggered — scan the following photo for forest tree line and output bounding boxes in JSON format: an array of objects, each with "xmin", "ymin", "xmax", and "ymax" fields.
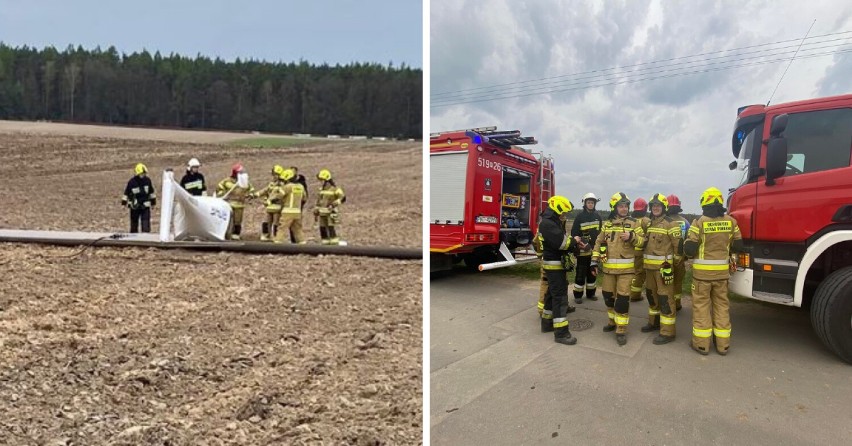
[{"xmin": 0, "ymin": 44, "xmax": 422, "ymax": 138}]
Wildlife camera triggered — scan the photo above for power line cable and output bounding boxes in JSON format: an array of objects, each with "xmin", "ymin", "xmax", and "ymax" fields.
[
  {"xmin": 431, "ymin": 30, "xmax": 852, "ymax": 97},
  {"xmin": 432, "ymin": 44, "xmax": 852, "ymax": 106},
  {"xmin": 767, "ymin": 19, "xmax": 816, "ymax": 106},
  {"xmin": 433, "ymin": 36, "xmax": 852, "ymax": 103},
  {"xmin": 431, "ymin": 47, "xmax": 852, "ymax": 107}
]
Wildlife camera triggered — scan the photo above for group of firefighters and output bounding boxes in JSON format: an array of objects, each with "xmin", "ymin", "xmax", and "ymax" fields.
[
  {"xmin": 535, "ymin": 189, "xmax": 742, "ymax": 356},
  {"xmin": 120, "ymin": 159, "xmax": 346, "ymax": 245}
]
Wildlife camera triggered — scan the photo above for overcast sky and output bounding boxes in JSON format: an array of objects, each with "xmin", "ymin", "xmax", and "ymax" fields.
[
  {"xmin": 431, "ymin": 0, "xmax": 852, "ymax": 214},
  {"xmin": 0, "ymin": 0, "xmax": 422, "ymax": 67}
]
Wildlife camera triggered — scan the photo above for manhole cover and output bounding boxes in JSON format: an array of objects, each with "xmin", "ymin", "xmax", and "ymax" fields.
[{"xmin": 569, "ymin": 318, "xmax": 593, "ymax": 331}]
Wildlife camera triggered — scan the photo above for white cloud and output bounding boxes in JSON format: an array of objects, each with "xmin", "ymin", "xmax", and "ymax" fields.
[{"xmin": 431, "ymin": 0, "xmax": 852, "ymax": 213}]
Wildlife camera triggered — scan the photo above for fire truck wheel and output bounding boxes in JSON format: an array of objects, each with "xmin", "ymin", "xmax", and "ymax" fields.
[{"xmin": 810, "ymin": 266, "xmax": 852, "ymax": 364}]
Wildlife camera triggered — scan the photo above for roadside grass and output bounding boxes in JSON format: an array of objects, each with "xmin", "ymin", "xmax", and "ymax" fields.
[{"xmin": 229, "ymin": 136, "xmax": 324, "ymax": 148}]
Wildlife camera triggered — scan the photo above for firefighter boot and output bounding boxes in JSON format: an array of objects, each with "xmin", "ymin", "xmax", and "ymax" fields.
[
  {"xmin": 641, "ymin": 323, "xmax": 660, "ymax": 333},
  {"xmin": 541, "ymin": 318, "xmax": 554, "ymax": 333},
  {"xmin": 231, "ymin": 224, "xmax": 242, "ymax": 241},
  {"xmin": 554, "ymin": 327, "xmax": 577, "ymax": 345},
  {"xmin": 553, "ymin": 332, "xmax": 577, "ymax": 345},
  {"xmin": 585, "ymin": 286, "xmax": 598, "ymax": 301},
  {"xmin": 270, "ymin": 224, "xmax": 280, "ymax": 243},
  {"xmin": 653, "ymin": 334, "xmax": 675, "ymax": 345},
  {"xmin": 328, "ymin": 227, "xmax": 340, "ymax": 245},
  {"xmin": 691, "ymin": 342, "xmax": 710, "ymax": 356},
  {"xmin": 715, "ymin": 337, "xmax": 729, "ymax": 356},
  {"xmin": 573, "ymin": 284, "xmax": 584, "ymax": 304},
  {"xmin": 260, "ymin": 222, "xmax": 270, "ymax": 241},
  {"xmin": 319, "ymin": 227, "xmax": 329, "ymax": 244}
]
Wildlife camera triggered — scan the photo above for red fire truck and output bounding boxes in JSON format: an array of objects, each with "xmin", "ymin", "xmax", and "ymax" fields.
[
  {"xmin": 430, "ymin": 127, "xmax": 554, "ymax": 272},
  {"xmin": 728, "ymin": 93, "xmax": 852, "ymax": 363}
]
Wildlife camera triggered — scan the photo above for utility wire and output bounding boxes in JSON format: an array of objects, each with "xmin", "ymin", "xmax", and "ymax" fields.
[
  {"xmin": 431, "ymin": 47, "xmax": 852, "ymax": 107},
  {"xmin": 432, "ymin": 30, "xmax": 852, "ymax": 97},
  {"xmin": 767, "ymin": 19, "xmax": 816, "ymax": 106},
  {"xmin": 433, "ymin": 37, "xmax": 852, "ymax": 103},
  {"xmin": 434, "ymin": 45, "xmax": 852, "ymax": 106}
]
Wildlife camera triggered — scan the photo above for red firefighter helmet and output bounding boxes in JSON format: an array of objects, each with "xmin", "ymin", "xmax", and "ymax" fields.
[
  {"xmin": 633, "ymin": 197, "xmax": 648, "ymax": 213},
  {"xmin": 666, "ymin": 194, "xmax": 681, "ymax": 207},
  {"xmin": 231, "ymin": 163, "xmax": 244, "ymax": 178}
]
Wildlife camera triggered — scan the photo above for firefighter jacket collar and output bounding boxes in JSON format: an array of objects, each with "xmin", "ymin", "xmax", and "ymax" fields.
[{"xmin": 702, "ymin": 204, "xmax": 726, "ymax": 218}]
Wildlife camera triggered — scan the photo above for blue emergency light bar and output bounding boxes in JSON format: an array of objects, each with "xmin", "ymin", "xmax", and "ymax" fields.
[{"xmin": 464, "ymin": 129, "xmax": 537, "ymax": 149}]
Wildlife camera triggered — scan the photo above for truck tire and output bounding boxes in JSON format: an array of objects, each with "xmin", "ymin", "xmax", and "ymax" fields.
[{"xmin": 810, "ymin": 266, "xmax": 852, "ymax": 364}]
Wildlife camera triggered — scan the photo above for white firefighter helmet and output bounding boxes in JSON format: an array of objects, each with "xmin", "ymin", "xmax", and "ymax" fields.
[
  {"xmin": 582, "ymin": 192, "xmax": 600, "ymax": 203},
  {"xmin": 188, "ymin": 158, "xmax": 201, "ymax": 168}
]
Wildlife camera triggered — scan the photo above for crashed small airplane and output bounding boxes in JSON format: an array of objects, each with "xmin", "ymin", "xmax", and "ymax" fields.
[{"xmin": 161, "ymin": 169, "xmax": 237, "ymax": 242}]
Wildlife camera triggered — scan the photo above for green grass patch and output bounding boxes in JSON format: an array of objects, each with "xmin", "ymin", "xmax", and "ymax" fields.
[
  {"xmin": 229, "ymin": 136, "xmax": 322, "ymax": 148},
  {"xmin": 486, "ymin": 262, "xmax": 541, "ymax": 280}
]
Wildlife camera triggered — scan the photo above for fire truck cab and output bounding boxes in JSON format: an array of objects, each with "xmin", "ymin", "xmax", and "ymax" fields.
[
  {"xmin": 728, "ymin": 93, "xmax": 852, "ymax": 363},
  {"xmin": 430, "ymin": 127, "xmax": 554, "ymax": 272}
]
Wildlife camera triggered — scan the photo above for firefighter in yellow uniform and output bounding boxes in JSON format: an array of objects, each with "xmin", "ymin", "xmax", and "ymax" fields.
[
  {"xmin": 591, "ymin": 192, "xmax": 645, "ymax": 346},
  {"xmin": 640, "ymin": 194, "xmax": 683, "ymax": 344},
  {"xmin": 255, "ymin": 165, "xmax": 286, "ymax": 241},
  {"xmin": 539, "ymin": 196, "xmax": 586, "ymax": 345},
  {"xmin": 534, "ymin": 209, "xmax": 576, "ymax": 317},
  {"xmin": 629, "ymin": 197, "xmax": 651, "ymax": 302},
  {"xmin": 683, "ymin": 187, "xmax": 743, "ymax": 355},
  {"xmin": 215, "ymin": 163, "xmax": 255, "ymax": 240},
  {"xmin": 666, "ymin": 194, "xmax": 690, "ymax": 311},
  {"xmin": 314, "ymin": 169, "xmax": 346, "ymax": 245},
  {"xmin": 275, "ymin": 168, "xmax": 307, "ymax": 244}
]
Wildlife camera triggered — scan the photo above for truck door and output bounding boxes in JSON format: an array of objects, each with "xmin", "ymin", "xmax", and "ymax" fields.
[
  {"xmin": 755, "ymin": 108, "xmax": 852, "ymax": 243},
  {"xmin": 431, "ymin": 151, "xmax": 470, "ymax": 248}
]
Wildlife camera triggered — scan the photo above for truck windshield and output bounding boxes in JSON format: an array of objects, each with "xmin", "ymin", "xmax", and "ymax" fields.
[{"xmin": 735, "ymin": 127, "xmax": 756, "ymax": 187}]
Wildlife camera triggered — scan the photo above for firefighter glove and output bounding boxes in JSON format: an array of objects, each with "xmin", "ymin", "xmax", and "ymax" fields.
[
  {"xmin": 562, "ymin": 254, "xmax": 575, "ymax": 272},
  {"xmin": 661, "ymin": 261, "xmax": 674, "ymax": 285},
  {"xmin": 590, "ymin": 261, "xmax": 599, "ymax": 277}
]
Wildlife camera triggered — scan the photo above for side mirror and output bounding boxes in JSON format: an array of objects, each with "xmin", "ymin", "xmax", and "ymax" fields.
[
  {"xmin": 770, "ymin": 114, "xmax": 788, "ymax": 137},
  {"xmin": 765, "ymin": 137, "xmax": 788, "ymax": 185}
]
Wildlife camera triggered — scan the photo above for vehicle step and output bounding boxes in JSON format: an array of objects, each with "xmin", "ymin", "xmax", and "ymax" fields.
[{"xmin": 752, "ymin": 291, "xmax": 794, "ymax": 304}]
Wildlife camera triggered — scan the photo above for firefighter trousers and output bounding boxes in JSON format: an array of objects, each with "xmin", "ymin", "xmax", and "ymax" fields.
[
  {"xmin": 602, "ymin": 273, "xmax": 632, "ymax": 334},
  {"xmin": 129, "ymin": 208, "xmax": 151, "ymax": 233},
  {"xmin": 630, "ymin": 255, "xmax": 646, "ymax": 301},
  {"xmin": 318, "ymin": 214, "xmax": 341, "ymax": 244},
  {"xmin": 691, "ymin": 278, "xmax": 731, "ymax": 354},
  {"xmin": 543, "ymin": 269, "xmax": 572, "ymax": 339},
  {"xmin": 645, "ymin": 269, "xmax": 676, "ymax": 337},
  {"xmin": 573, "ymin": 255, "xmax": 597, "ymax": 298},
  {"xmin": 538, "ymin": 266, "xmax": 548, "ymax": 316},
  {"xmin": 228, "ymin": 206, "xmax": 244, "ymax": 236},
  {"xmin": 262, "ymin": 211, "xmax": 281, "ymax": 240},
  {"xmin": 673, "ymin": 259, "xmax": 686, "ymax": 307},
  {"xmin": 276, "ymin": 213, "xmax": 304, "ymax": 244}
]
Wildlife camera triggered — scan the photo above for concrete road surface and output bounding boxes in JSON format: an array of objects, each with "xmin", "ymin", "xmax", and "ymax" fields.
[{"xmin": 430, "ymin": 273, "xmax": 852, "ymax": 445}]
